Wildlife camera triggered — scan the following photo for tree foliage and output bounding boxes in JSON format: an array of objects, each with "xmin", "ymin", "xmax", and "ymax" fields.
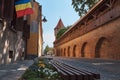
[
  {"xmin": 56, "ymin": 28, "xmax": 67, "ymax": 39},
  {"xmin": 44, "ymin": 45, "xmax": 53, "ymax": 55},
  {"xmin": 44, "ymin": 45, "xmax": 49, "ymax": 55},
  {"xmin": 72, "ymin": 0, "xmax": 99, "ymax": 17},
  {"xmin": 56, "ymin": 25, "xmax": 71, "ymax": 39}
]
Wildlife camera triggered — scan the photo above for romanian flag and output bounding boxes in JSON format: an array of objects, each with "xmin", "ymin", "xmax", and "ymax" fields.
[{"xmin": 15, "ymin": 0, "xmax": 33, "ymax": 18}]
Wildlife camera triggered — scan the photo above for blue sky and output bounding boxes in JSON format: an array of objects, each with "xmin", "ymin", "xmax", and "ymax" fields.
[{"xmin": 36, "ymin": 0, "xmax": 80, "ymax": 48}]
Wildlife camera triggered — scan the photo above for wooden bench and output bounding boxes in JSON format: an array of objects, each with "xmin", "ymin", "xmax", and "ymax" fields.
[{"xmin": 50, "ymin": 60, "xmax": 100, "ymax": 80}]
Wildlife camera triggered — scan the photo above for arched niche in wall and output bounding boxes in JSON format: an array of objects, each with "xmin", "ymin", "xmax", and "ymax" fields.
[
  {"xmin": 61, "ymin": 49, "xmax": 62, "ymax": 56},
  {"xmin": 64, "ymin": 48, "xmax": 66, "ymax": 57},
  {"xmin": 81, "ymin": 42, "xmax": 87, "ymax": 57},
  {"xmin": 68, "ymin": 46, "xmax": 70, "ymax": 57},
  {"xmin": 73, "ymin": 45, "xmax": 77, "ymax": 57},
  {"xmin": 95, "ymin": 37, "xmax": 110, "ymax": 58}
]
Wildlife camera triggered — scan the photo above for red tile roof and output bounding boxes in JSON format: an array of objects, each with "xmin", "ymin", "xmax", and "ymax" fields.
[{"xmin": 55, "ymin": 18, "xmax": 65, "ymax": 29}]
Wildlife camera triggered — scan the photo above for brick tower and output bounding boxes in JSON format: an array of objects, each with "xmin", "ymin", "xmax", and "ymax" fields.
[{"xmin": 54, "ymin": 18, "xmax": 65, "ymax": 39}]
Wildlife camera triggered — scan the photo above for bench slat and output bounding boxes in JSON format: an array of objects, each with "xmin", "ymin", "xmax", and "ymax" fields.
[
  {"xmin": 52, "ymin": 61, "xmax": 76, "ymax": 80},
  {"xmin": 54, "ymin": 60, "xmax": 100, "ymax": 79},
  {"xmin": 50, "ymin": 60, "xmax": 100, "ymax": 80},
  {"xmin": 52, "ymin": 61, "xmax": 84, "ymax": 80}
]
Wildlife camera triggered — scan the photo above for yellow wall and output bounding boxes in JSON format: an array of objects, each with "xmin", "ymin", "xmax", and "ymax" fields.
[
  {"xmin": 27, "ymin": 33, "xmax": 38, "ymax": 55},
  {"xmin": 27, "ymin": 1, "xmax": 43, "ymax": 57}
]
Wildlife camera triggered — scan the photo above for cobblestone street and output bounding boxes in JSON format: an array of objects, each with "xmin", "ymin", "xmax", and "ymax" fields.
[{"xmin": 52, "ymin": 57, "xmax": 120, "ymax": 80}]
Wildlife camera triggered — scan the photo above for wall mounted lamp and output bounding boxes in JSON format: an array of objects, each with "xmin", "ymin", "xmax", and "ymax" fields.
[
  {"xmin": 42, "ymin": 16, "xmax": 47, "ymax": 22},
  {"xmin": 42, "ymin": 15, "xmax": 47, "ymax": 23}
]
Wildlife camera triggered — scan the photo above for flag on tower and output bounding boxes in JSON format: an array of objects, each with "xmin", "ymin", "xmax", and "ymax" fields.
[{"xmin": 15, "ymin": 0, "xmax": 33, "ymax": 18}]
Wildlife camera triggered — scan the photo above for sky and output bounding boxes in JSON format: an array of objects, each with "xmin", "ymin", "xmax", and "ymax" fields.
[{"xmin": 36, "ymin": 0, "xmax": 80, "ymax": 49}]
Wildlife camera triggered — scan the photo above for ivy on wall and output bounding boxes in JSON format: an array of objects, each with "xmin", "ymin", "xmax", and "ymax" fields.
[{"xmin": 56, "ymin": 26, "xmax": 71, "ymax": 39}]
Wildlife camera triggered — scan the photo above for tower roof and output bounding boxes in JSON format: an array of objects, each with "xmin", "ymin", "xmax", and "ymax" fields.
[{"xmin": 55, "ymin": 18, "xmax": 65, "ymax": 29}]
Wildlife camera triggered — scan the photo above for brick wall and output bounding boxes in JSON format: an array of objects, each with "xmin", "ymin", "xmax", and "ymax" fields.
[
  {"xmin": 55, "ymin": 18, "xmax": 120, "ymax": 60},
  {"xmin": 54, "ymin": 0, "xmax": 120, "ymax": 60}
]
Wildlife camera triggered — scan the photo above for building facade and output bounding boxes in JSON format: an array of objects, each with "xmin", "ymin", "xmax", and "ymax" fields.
[
  {"xmin": 0, "ymin": 0, "xmax": 43, "ymax": 64},
  {"xmin": 0, "ymin": 0, "xmax": 27, "ymax": 64},
  {"xmin": 54, "ymin": 0, "xmax": 120, "ymax": 60},
  {"xmin": 27, "ymin": 1, "xmax": 43, "ymax": 58}
]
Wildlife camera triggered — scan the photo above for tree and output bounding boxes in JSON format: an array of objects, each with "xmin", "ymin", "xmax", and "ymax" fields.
[
  {"xmin": 56, "ymin": 28, "xmax": 67, "ymax": 39},
  {"xmin": 44, "ymin": 45, "xmax": 49, "ymax": 55},
  {"xmin": 72, "ymin": 0, "xmax": 99, "ymax": 17},
  {"xmin": 44, "ymin": 45, "xmax": 54, "ymax": 55},
  {"xmin": 56, "ymin": 25, "xmax": 71, "ymax": 39}
]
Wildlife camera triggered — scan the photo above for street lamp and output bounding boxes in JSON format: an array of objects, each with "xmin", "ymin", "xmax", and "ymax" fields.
[{"xmin": 42, "ymin": 16, "xmax": 47, "ymax": 23}]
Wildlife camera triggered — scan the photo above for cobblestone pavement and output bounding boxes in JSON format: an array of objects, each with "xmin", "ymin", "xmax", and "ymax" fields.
[
  {"xmin": 52, "ymin": 57, "xmax": 120, "ymax": 80},
  {"xmin": 0, "ymin": 60, "xmax": 33, "ymax": 80}
]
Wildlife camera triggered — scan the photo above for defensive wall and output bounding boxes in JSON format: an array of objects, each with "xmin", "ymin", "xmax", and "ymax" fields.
[{"xmin": 54, "ymin": 0, "xmax": 120, "ymax": 60}]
